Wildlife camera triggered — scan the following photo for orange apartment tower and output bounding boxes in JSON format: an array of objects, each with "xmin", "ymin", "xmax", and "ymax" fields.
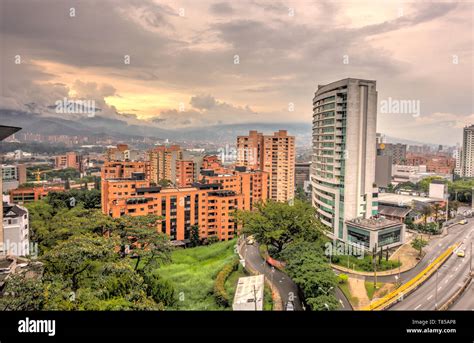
[
  {"xmin": 148, "ymin": 145, "xmax": 183, "ymax": 185},
  {"xmin": 237, "ymin": 130, "xmax": 295, "ymax": 202}
]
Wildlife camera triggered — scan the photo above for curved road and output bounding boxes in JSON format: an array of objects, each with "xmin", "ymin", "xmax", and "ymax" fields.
[{"xmin": 239, "ymin": 241, "xmax": 352, "ymax": 311}]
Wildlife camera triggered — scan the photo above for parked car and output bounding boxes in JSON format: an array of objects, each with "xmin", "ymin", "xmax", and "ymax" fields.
[
  {"xmin": 457, "ymin": 250, "xmax": 465, "ymax": 258},
  {"xmin": 459, "ymin": 219, "xmax": 468, "ymax": 225}
]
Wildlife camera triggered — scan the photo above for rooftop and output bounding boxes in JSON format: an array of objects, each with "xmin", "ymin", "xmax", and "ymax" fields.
[
  {"xmin": 346, "ymin": 216, "xmax": 400, "ymax": 231},
  {"xmin": 378, "ymin": 193, "xmax": 442, "ymax": 206}
]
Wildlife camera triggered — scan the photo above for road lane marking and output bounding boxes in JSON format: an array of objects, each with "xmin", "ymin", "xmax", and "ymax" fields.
[
  {"xmin": 445, "ymin": 279, "xmax": 449, "ymax": 284},
  {"xmin": 438, "ymin": 287, "xmax": 443, "ymax": 291},
  {"xmin": 427, "ymin": 295, "xmax": 433, "ymax": 300},
  {"xmin": 339, "ymin": 299, "xmax": 345, "ymax": 308},
  {"xmin": 415, "ymin": 304, "xmax": 422, "ymax": 310}
]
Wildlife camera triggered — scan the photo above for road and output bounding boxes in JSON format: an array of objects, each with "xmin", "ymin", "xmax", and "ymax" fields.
[
  {"xmin": 450, "ymin": 281, "xmax": 474, "ymax": 310},
  {"xmin": 390, "ymin": 223, "xmax": 473, "ymax": 310},
  {"xmin": 365, "ymin": 217, "xmax": 474, "ymax": 284},
  {"xmin": 239, "ymin": 240, "xmax": 351, "ymax": 311},
  {"xmin": 239, "ymin": 241, "xmax": 304, "ymax": 310}
]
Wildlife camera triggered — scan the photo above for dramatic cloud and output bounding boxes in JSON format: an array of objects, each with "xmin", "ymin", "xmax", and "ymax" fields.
[{"xmin": 0, "ymin": 0, "xmax": 472, "ymax": 144}]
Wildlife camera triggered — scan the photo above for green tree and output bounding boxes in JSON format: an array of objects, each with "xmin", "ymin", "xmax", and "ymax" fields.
[
  {"xmin": 411, "ymin": 236, "xmax": 428, "ymax": 257},
  {"xmin": 234, "ymin": 199, "xmax": 324, "ymax": 254},
  {"xmin": 114, "ymin": 215, "xmax": 171, "ymax": 273},
  {"xmin": 189, "ymin": 225, "xmax": 200, "ymax": 247}
]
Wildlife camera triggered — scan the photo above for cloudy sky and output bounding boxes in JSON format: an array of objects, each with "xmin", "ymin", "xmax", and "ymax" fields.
[{"xmin": 1, "ymin": 0, "xmax": 473, "ymax": 144}]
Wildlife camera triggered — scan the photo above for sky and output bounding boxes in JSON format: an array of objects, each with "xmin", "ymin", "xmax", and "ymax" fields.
[{"xmin": 1, "ymin": 0, "xmax": 473, "ymax": 145}]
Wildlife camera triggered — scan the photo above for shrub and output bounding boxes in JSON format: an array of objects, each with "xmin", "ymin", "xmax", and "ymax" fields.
[
  {"xmin": 213, "ymin": 258, "xmax": 239, "ymax": 307},
  {"xmin": 338, "ymin": 273, "xmax": 348, "ymax": 284}
]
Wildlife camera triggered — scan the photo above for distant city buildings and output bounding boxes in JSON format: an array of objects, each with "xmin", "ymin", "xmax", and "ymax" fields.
[
  {"xmin": 9, "ymin": 186, "xmax": 65, "ymax": 205},
  {"xmin": 237, "ymin": 130, "xmax": 295, "ymax": 202},
  {"xmin": 311, "ymin": 78, "xmax": 403, "ymax": 251},
  {"xmin": 295, "ymin": 162, "xmax": 311, "ymax": 197}
]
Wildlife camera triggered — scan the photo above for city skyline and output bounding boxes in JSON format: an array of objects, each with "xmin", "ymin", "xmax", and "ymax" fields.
[{"xmin": 1, "ymin": 0, "xmax": 473, "ymax": 145}]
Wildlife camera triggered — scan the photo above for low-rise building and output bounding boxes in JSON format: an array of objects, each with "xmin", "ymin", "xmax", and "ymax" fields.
[
  {"xmin": 2, "ymin": 202, "xmax": 29, "ymax": 256},
  {"xmin": 345, "ymin": 216, "xmax": 405, "ymax": 250},
  {"xmin": 9, "ymin": 186, "xmax": 65, "ymax": 204},
  {"xmin": 232, "ymin": 274, "xmax": 264, "ymax": 311}
]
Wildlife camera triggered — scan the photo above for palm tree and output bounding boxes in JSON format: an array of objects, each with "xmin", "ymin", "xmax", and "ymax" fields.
[{"xmin": 421, "ymin": 205, "xmax": 433, "ymax": 232}]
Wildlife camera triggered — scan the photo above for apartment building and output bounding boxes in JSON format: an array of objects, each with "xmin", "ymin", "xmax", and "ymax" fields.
[
  {"xmin": 2, "ymin": 202, "xmax": 29, "ymax": 256},
  {"xmin": 1, "ymin": 125, "xmax": 22, "ymax": 256},
  {"xmin": 106, "ymin": 144, "xmax": 140, "ymax": 162},
  {"xmin": 237, "ymin": 130, "xmax": 295, "ymax": 202},
  {"xmin": 204, "ymin": 167, "xmax": 269, "ymax": 211},
  {"xmin": 2, "ymin": 164, "xmax": 27, "ymax": 192},
  {"xmin": 149, "ymin": 145, "xmax": 183, "ymax": 185},
  {"xmin": 378, "ymin": 143, "xmax": 407, "ymax": 164},
  {"xmin": 102, "ymin": 177, "xmax": 242, "ymax": 242},
  {"xmin": 311, "ymin": 78, "xmax": 402, "ymax": 250},
  {"xmin": 461, "ymin": 125, "xmax": 474, "ymax": 177},
  {"xmin": 101, "ymin": 161, "xmax": 150, "ymax": 180},
  {"xmin": 55, "ymin": 152, "xmax": 83, "ymax": 171},
  {"xmin": 176, "ymin": 160, "xmax": 195, "ymax": 187}
]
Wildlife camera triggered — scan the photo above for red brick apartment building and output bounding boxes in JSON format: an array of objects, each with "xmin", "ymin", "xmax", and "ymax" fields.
[
  {"xmin": 10, "ymin": 186, "xmax": 65, "ymax": 204},
  {"xmin": 102, "ymin": 177, "xmax": 242, "ymax": 241}
]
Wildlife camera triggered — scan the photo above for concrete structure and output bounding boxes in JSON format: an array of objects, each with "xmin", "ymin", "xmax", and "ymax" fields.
[
  {"xmin": 375, "ymin": 155, "xmax": 392, "ymax": 188},
  {"xmin": 311, "ymin": 78, "xmax": 379, "ymax": 245},
  {"xmin": 345, "ymin": 217, "xmax": 404, "ymax": 250},
  {"xmin": 149, "ymin": 145, "xmax": 183, "ymax": 185},
  {"xmin": 237, "ymin": 130, "xmax": 295, "ymax": 202},
  {"xmin": 428, "ymin": 181, "xmax": 448, "ymax": 200},
  {"xmin": 0, "ymin": 125, "xmax": 22, "ymax": 256},
  {"xmin": 232, "ymin": 274, "xmax": 264, "ymax": 311},
  {"xmin": 2, "ymin": 202, "xmax": 29, "ymax": 256},
  {"xmin": 461, "ymin": 125, "xmax": 474, "ymax": 177}
]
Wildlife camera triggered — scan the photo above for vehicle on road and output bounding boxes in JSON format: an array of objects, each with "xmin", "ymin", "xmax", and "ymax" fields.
[
  {"xmin": 246, "ymin": 236, "xmax": 255, "ymax": 245},
  {"xmin": 459, "ymin": 219, "xmax": 468, "ymax": 225},
  {"xmin": 286, "ymin": 301, "xmax": 294, "ymax": 311},
  {"xmin": 457, "ymin": 250, "xmax": 465, "ymax": 257}
]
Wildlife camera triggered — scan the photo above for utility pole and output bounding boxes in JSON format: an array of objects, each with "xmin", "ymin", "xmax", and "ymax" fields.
[
  {"xmin": 435, "ymin": 269, "xmax": 438, "ymax": 310},
  {"xmin": 398, "ymin": 255, "xmax": 401, "ymax": 285},
  {"xmin": 470, "ymin": 241, "xmax": 472, "ymax": 275}
]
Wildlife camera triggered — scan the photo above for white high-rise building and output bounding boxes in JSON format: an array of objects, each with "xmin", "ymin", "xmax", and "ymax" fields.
[
  {"xmin": 311, "ymin": 78, "xmax": 403, "ymax": 250},
  {"xmin": 453, "ymin": 147, "xmax": 462, "ymax": 176},
  {"xmin": 461, "ymin": 125, "xmax": 474, "ymax": 178}
]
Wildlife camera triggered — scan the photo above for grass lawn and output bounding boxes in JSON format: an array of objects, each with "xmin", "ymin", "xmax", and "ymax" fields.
[
  {"xmin": 334, "ymin": 254, "xmax": 402, "ymax": 272},
  {"xmin": 338, "ymin": 283, "xmax": 359, "ymax": 308},
  {"xmin": 365, "ymin": 281, "xmax": 383, "ymax": 300},
  {"xmin": 156, "ymin": 239, "xmax": 238, "ymax": 310}
]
